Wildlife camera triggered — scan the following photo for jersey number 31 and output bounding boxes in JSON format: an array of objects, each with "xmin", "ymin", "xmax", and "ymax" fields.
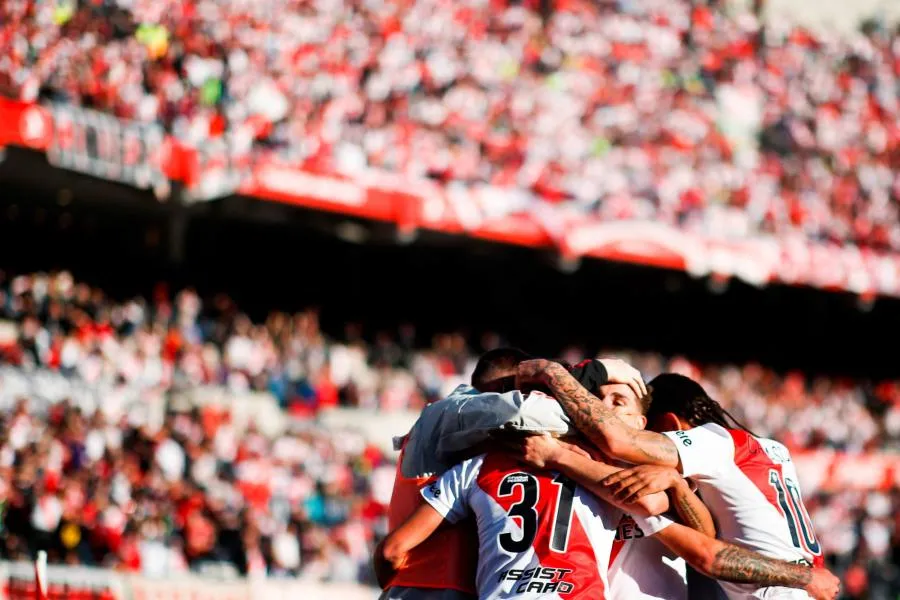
[{"xmin": 497, "ymin": 473, "xmax": 576, "ymax": 554}]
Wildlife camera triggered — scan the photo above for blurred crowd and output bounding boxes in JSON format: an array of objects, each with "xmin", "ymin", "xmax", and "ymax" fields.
[
  {"xmin": 2, "ymin": 271, "xmax": 898, "ymax": 452},
  {"xmin": 0, "ymin": 398, "xmax": 394, "ymax": 585},
  {"xmin": 0, "ymin": 270, "xmax": 898, "ymax": 597},
  {"xmin": 3, "ymin": 0, "xmax": 900, "ymax": 251}
]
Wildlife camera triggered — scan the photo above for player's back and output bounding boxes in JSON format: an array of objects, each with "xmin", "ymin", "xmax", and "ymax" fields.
[
  {"xmin": 665, "ymin": 424, "xmax": 823, "ymax": 599},
  {"xmin": 422, "ymin": 452, "xmax": 621, "ymax": 600},
  {"xmin": 712, "ymin": 430, "xmax": 821, "ymax": 566}
]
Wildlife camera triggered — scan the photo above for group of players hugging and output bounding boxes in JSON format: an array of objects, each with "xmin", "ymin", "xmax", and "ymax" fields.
[{"xmin": 374, "ymin": 350, "xmax": 842, "ymax": 600}]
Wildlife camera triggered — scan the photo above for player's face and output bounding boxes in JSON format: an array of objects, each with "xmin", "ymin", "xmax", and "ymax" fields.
[{"xmin": 595, "ymin": 383, "xmax": 646, "ymax": 430}]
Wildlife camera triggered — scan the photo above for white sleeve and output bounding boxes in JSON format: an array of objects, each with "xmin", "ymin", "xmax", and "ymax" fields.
[
  {"xmin": 436, "ymin": 389, "xmax": 573, "ymax": 457},
  {"xmin": 420, "ymin": 455, "xmax": 483, "ymax": 524},
  {"xmin": 662, "ymin": 424, "xmax": 735, "ymax": 479},
  {"xmin": 631, "ymin": 513, "xmax": 674, "ymax": 537}
]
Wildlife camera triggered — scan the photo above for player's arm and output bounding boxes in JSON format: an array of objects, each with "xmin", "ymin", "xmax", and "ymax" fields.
[
  {"xmin": 376, "ymin": 456, "xmax": 478, "ymax": 588},
  {"xmin": 655, "ymin": 524, "xmax": 840, "ymax": 600},
  {"xmin": 668, "ymin": 476, "xmax": 716, "ymax": 537},
  {"xmin": 589, "ymin": 464, "xmax": 716, "ymax": 537},
  {"xmin": 516, "ymin": 359, "xmax": 681, "ymax": 468},
  {"xmin": 375, "ymin": 503, "xmax": 445, "ymax": 588},
  {"xmin": 601, "ymin": 425, "xmax": 736, "ymax": 498},
  {"xmin": 516, "ymin": 434, "xmax": 669, "ymax": 517}
]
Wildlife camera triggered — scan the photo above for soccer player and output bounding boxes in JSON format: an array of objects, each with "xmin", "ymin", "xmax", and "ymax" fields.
[
  {"xmin": 578, "ymin": 380, "xmax": 705, "ymax": 600},
  {"xmin": 382, "ymin": 453, "xmax": 478, "ymax": 600},
  {"xmin": 510, "ymin": 377, "xmax": 838, "ymax": 600},
  {"xmin": 377, "ymin": 440, "xmax": 675, "ymax": 599},
  {"xmin": 513, "ymin": 434, "xmax": 839, "ymax": 600},
  {"xmin": 515, "ymin": 360, "xmax": 839, "ymax": 599},
  {"xmin": 380, "ymin": 348, "xmax": 644, "ymax": 600},
  {"xmin": 380, "ymin": 432, "xmax": 838, "ymax": 600}
]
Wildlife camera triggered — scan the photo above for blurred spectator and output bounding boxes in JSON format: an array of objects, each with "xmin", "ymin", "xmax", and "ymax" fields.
[
  {"xmin": 3, "ymin": 0, "xmax": 900, "ymax": 252},
  {"xmin": 0, "ymin": 270, "xmax": 897, "ymax": 595}
]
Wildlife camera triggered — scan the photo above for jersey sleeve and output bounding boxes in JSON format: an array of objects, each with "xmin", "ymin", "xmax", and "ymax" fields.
[
  {"xmin": 631, "ymin": 513, "xmax": 674, "ymax": 537},
  {"xmin": 420, "ymin": 455, "xmax": 483, "ymax": 524},
  {"xmin": 437, "ymin": 389, "xmax": 572, "ymax": 457},
  {"xmin": 662, "ymin": 424, "xmax": 735, "ymax": 479}
]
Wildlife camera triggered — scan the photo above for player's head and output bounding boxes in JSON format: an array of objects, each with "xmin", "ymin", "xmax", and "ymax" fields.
[
  {"xmin": 645, "ymin": 373, "xmax": 755, "ymax": 434},
  {"xmin": 471, "ymin": 347, "xmax": 533, "ymax": 393},
  {"xmin": 593, "ymin": 383, "xmax": 651, "ymax": 430}
]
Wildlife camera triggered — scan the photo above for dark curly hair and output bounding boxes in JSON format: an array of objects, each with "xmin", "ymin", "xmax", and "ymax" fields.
[{"xmin": 646, "ymin": 373, "xmax": 756, "ymax": 435}]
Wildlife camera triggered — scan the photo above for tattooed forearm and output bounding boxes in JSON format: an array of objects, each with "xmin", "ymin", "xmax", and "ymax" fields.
[
  {"xmin": 539, "ymin": 362, "xmax": 680, "ymax": 467},
  {"xmin": 672, "ymin": 482, "xmax": 716, "ymax": 537},
  {"xmin": 676, "ymin": 495, "xmax": 705, "ymax": 531},
  {"xmin": 623, "ymin": 426, "xmax": 680, "ymax": 466},
  {"xmin": 710, "ymin": 545, "xmax": 812, "ymax": 587}
]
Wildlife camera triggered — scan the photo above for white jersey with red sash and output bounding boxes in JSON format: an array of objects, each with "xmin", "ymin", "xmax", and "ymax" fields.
[
  {"xmin": 421, "ymin": 453, "xmax": 671, "ymax": 600},
  {"xmin": 662, "ymin": 424, "xmax": 824, "ymax": 599}
]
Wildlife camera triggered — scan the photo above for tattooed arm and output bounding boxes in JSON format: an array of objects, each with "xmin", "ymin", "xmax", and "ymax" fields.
[
  {"xmin": 656, "ymin": 525, "xmax": 840, "ymax": 599},
  {"xmin": 513, "ymin": 434, "xmax": 670, "ymax": 517},
  {"xmin": 591, "ymin": 463, "xmax": 715, "ymax": 536},
  {"xmin": 547, "ymin": 444, "xmax": 670, "ymax": 518},
  {"xmin": 669, "ymin": 478, "xmax": 716, "ymax": 537},
  {"xmin": 516, "ymin": 359, "xmax": 681, "ymax": 468}
]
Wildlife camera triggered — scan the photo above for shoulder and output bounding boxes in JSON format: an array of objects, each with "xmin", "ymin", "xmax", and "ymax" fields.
[
  {"xmin": 438, "ymin": 384, "xmax": 481, "ymax": 404},
  {"xmin": 699, "ymin": 422, "xmax": 733, "ymax": 438},
  {"xmin": 429, "ymin": 454, "xmax": 488, "ymax": 495},
  {"xmin": 666, "ymin": 422, "xmax": 734, "ymax": 448},
  {"xmin": 664, "ymin": 423, "xmax": 736, "ymax": 478},
  {"xmin": 415, "ymin": 385, "xmax": 516, "ymax": 425},
  {"xmin": 448, "ymin": 384, "xmax": 479, "ymax": 397},
  {"xmin": 757, "ymin": 437, "xmax": 794, "ymax": 465},
  {"xmin": 453, "ymin": 453, "xmax": 488, "ymax": 473},
  {"xmin": 478, "ymin": 451, "xmax": 525, "ymax": 474},
  {"xmin": 699, "ymin": 423, "xmax": 742, "ymax": 448}
]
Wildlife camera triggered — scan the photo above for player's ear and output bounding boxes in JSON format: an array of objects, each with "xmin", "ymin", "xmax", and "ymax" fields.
[
  {"xmin": 635, "ymin": 415, "xmax": 647, "ymax": 430},
  {"xmin": 657, "ymin": 412, "xmax": 682, "ymax": 432}
]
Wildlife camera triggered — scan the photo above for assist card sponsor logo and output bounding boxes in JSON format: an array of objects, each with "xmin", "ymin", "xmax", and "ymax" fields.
[{"xmin": 497, "ymin": 567, "xmax": 575, "ymax": 594}]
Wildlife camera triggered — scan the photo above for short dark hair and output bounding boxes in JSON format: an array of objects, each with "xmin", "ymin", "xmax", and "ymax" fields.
[
  {"xmin": 471, "ymin": 347, "xmax": 533, "ymax": 390},
  {"xmin": 638, "ymin": 392, "xmax": 653, "ymax": 416},
  {"xmin": 646, "ymin": 373, "xmax": 755, "ymax": 434}
]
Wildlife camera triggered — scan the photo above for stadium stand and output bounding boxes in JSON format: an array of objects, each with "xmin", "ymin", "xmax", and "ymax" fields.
[
  {"xmin": 3, "ymin": 0, "xmax": 900, "ymax": 254},
  {"xmin": 0, "ymin": 271, "xmax": 898, "ymax": 597},
  {"xmin": 1, "ymin": 0, "xmax": 899, "ymax": 598}
]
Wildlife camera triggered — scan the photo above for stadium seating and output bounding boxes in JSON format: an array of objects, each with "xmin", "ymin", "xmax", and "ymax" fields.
[
  {"xmin": 0, "ymin": 271, "xmax": 897, "ymax": 595},
  {"xmin": 2, "ymin": 0, "xmax": 900, "ymax": 595},
  {"xmin": 3, "ymin": 0, "xmax": 900, "ymax": 253}
]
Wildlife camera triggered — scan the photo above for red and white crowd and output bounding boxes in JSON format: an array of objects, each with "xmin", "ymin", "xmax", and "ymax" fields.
[
  {"xmin": 0, "ymin": 270, "xmax": 897, "ymax": 597},
  {"xmin": 3, "ymin": 0, "xmax": 900, "ymax": 251}
]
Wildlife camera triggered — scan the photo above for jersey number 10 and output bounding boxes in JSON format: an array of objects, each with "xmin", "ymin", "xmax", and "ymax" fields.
[
  {"xmin": 768, "ymin": 469, "xmax": 821, "ymax": 556},
  {"xmin": 498, "ymin": 473, "xmax": 576, "ymax": 554}
]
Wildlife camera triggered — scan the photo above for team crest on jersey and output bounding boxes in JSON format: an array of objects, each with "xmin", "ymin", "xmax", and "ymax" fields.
[
  {"xmin": 497, "ymin": 567, "xmax": 575, "ymax": 594},
  {"xmin": 614, "ymin": 516, "xmax": 645, "ymax": 541}
]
